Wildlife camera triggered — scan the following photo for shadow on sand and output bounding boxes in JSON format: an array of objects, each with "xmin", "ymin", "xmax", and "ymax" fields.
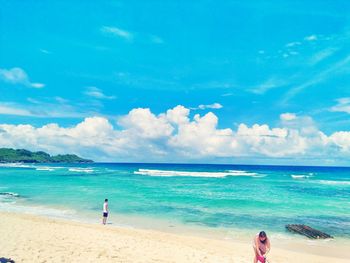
[{"xmin": 0, "ymin": 258, "xmax": 15, "ymax": 263}]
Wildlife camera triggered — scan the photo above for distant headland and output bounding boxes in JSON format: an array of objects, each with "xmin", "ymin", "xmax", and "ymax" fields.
[{"xmin": 0, "ymin": 148, "xmax": 93, "ymax": 163}]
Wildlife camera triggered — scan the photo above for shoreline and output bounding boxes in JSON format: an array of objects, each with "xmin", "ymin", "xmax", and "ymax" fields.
[
  {"xmin": 0, "ymin": 212, "xmax": 349, "ymax": 262},
  {"xmin": 4, "ymin": 200, "xmax": 349, "ymax": 249}
]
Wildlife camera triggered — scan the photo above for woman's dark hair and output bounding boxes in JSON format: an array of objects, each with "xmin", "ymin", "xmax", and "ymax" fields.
[
  {"xmin": 259, "ymin": 231, "xmax": 267, "ymax": 238},
  {"xmin": 259, "ymin": 231, "xmax": 267, "ymax": 243},
  {"xmin": 105, "ymin": 199, "xmax": 108, "ymax": 202}
]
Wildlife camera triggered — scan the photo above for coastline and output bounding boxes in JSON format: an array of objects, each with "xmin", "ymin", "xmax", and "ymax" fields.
[{"xmin": 0, "ymin": 212, "xmax": 349, "ymax": 263}]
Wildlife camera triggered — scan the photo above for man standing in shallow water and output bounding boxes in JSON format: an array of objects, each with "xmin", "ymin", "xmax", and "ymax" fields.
[
  {"xmin": 102, "ymin": 199, "xmax": 108, "ymax": 225},
  {"xmin": 253, "ymin": 231, "xmax": 270, "ymax": 263}
]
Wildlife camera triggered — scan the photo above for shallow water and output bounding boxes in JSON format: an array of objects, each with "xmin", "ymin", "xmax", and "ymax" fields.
[{"xmin": 0, "ymin": 163, "xmax": 349, "ymax": 241}]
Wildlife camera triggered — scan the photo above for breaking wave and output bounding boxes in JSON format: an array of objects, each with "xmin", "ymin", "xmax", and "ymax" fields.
[
  {"xmin": 68, "ymin": 168, "xmax": 94, "ymax": 173},
  {"xmin": 316, "ymin": 180, "xmax": 350, "ymax": 186},
  {"xmin": 134, "ymin": 169, "xmax": 259, "ymax": 178},
  {"xmin": 0, "ymin": 163, "xmax": 34, "ymax": 169},
  {"xmin": 291, "ymin": 174, "xmax": 311, "ymax": 179},
  {"xmin": 0, "ymin": 192, "xmax": 20, "ymax": 198},
  {"xmin": 36, "ymin": 167, "xmax": 56, "ymax": 171}
]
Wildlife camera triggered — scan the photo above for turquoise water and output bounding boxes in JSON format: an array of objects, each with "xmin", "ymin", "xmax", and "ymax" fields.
[{"xmin": 0, "ymin": 163, "xmax": 349, "ymax": 239}]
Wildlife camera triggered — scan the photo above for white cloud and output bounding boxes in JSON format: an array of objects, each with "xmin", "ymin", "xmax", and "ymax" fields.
[
  {"xmin": 0, "ymin": 101, "xmax": 87, "ymax": 118},
  {"xmin": 165, "ymin": 105, "xmax": 190, "ymax": 125},
  {"xmin": 84, "ymin": 87, "xmax": 116, "ymax": 100},
  {"xmin": 31, "ymin": 83, "xmax": 45, "ymax": 88},
  {"xmin": 0, "ymin": 117, "xmax": 120, "ymax": 160},
  {"xmin": 168, "ymin": 112, "xmax": 237, "ymax": 157},
  {"xmin": 282, "ymin": 54, "xmax": 350, "ymax": 103},
  {"xmin": 336, "ymin": 97, "xmax": 350, "ymax": 104},
  {"xmin": 192, "ymin": 103, "xmax": 223, "ymax": 110},
  {"xmin": 251, "ymin": 78, "xmax": 286, "ymax": 94},
  {"xmin": 330, "ymin": 97, "xmax": 350, "ymax": 114},
  {"xmin": 39, "ymin": 49, "xmax": 51, "ymax": 54},
  {"xmin": 329, "ymin": 132, "xmax": 350, "ymax": 151},
  {"xmin": 305, "ymin": 35, "xmax": 318, "ymax": 41},
  {"xmin": 55, "ymin": 97, "xmax": 69, "ymax": 104},
  {"xmin": 280, "ymin": 113, "xmax": 297, "ymax": 121},
  {"xmin": 221, "ymin": 93, "xmax": 233, "ymax": 97},
  {"xmin": 101, "ymin": 26, "xmax": 133, "ymax": 40},
  {"xmin": 289, "ymin": 51, "xmax": 299, "ymax": 56},
  {"xmin": 235, "ymin": 123, "xmax": 306, "ymax": 157},
  {"xmin": 199, "ymin": 103, "xmax": 223, "ymax": 110},
  {"xmin": 309, "ymin": 48, "xmax": 337, "ymax": 65},
  {"xmin": 101, "ymin": 26, "xmax": 164, "ymax": 45},
  {"xmin": 0, "ymin": 67, "xmax": 45, "ymax": 88},
  {"xmin": 118, "ymin": 108, "xmax": 173, "ymax": 139},
  {"xmin": 27, "ymin": 98, "xmax": 40, "ymax": 104},
  {"xmin": 286, "ymin": 41, "xmax": 301, "ymax": 47},
  {"xmin": 0, "ymin": 104, "xmax": 33, "ymax": 116},
  {"xmin": 0, "ymin": 105, "xmax": 349, "ymax": 163}
]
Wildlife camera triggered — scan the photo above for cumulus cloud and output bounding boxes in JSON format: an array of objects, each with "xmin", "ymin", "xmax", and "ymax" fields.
[
  {"xmin": 168, "ymin": 111, "xmax": 237, "ymax": 157},
  {"xmin": 0, "ymin": 105, "xmax": 349, "ymax": 163},
  {"xmin": 236, "ymin": 124, "xmax": 305, "ymax": 157},
  {"xmin": 118, "ymin": 108, "xmax": 173, "ymax": 139},
  {"xmin": 0, "ymin": 67, "xmax": 45, "ymax": 88},
  {"xmin": 329, "ymin": 131, "xmax": 350, "ymax": 151}
]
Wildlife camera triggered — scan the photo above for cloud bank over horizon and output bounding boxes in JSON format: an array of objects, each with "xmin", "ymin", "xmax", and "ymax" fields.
[{"xmin": 0, "ymin": 105, "xmax": 349, "ymax": 165}]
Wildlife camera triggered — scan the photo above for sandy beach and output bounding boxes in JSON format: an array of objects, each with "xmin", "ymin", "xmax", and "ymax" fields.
[{"xmin": 0, "ymin": 212, "xmax": 348, "ymax": 263}]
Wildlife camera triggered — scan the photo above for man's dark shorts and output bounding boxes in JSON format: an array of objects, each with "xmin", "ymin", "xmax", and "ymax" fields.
[{"xmin": 103, "ymin": 212, "xmax": 108, "ymax": 217}]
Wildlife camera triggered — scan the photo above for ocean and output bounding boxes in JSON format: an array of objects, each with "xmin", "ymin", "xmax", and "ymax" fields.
[{"xmin": 0, "ymin": 162, "xmax": 349, "ymax": 242}]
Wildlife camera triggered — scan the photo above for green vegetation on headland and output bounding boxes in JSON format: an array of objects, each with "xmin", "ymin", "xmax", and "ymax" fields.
[{"xmin": 0, "ymin": 148, "xmax": 93, "ymax": 163}]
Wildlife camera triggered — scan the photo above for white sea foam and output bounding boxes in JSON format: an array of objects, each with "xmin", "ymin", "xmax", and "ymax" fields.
[
  {"xmin": 134, "ymin": 169, "xmax": 258, "ymax": 178},
  {"xmin": 0, "ymin": 163, "xmax": 34, "ymax": 169},
  {"xmin": 68, "ymin": 168, "xmax": 94, "ymax": 173},
  {"xmin": 291, "ymin": 174, "xmax": 311, "ymax": 179},
  {"xmin": 36, "ymin": 167, "xmax": 55, "ymax": 171},
  {"xmin": 316, "ymin": 180, "xmax": 350, "ymax": 186},
  {"xmin": 0, "ymin": 192, "xmax": 20, "ymax": 204},
  {"xmin": 227, "ymin": 170, "xmax": 260, "ymax": 176},
  {"xmin": 0, "ymin": 192, "xmax": 20, "ymax": 197}
]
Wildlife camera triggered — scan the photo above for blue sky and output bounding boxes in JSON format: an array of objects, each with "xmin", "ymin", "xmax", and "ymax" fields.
[{"xmin": 1, "ymin": 1, "xmax": 350, "ymax": 165}]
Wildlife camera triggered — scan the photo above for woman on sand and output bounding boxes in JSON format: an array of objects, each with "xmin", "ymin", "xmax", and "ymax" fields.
[{"xmin": 253, "ymin": 231, "xmax": 270, "ymax": 263}]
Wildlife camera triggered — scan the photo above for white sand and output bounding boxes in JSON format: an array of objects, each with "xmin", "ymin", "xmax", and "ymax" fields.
[{"xmin": 0, "ymin": 212, "xmax": 348, "ymax": 263}]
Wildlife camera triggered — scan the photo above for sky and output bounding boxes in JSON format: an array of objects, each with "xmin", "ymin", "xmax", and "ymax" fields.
[{"xmin": 1, "ymin": 0, "xmax": 350, "ymax": 165}]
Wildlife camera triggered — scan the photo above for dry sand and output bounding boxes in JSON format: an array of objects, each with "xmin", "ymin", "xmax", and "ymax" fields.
[{"xmin": 0, "ymin": 212, "xmax": 348, "ymax": 263}]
